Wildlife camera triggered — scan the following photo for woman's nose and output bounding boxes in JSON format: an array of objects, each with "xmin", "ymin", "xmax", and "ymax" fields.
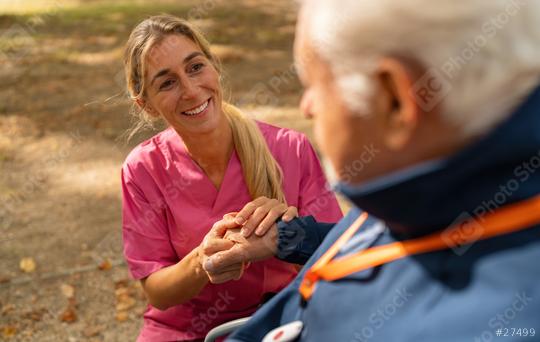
[{"xmin": 180, "ymin": 78, "xmax": 198, "ymax": 100}]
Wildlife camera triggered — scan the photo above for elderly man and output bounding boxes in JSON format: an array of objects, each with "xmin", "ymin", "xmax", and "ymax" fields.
[{"xmin": 204, "ymin": 0, "xmax": 540, "ymax": 340}]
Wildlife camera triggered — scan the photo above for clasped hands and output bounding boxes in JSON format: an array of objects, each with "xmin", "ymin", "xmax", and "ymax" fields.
[{"xmin": 198, "ymin": 197, "xmax": 297, "ymax": 284}]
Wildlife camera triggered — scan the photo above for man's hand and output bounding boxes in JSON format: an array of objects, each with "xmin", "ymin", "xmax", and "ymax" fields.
[
  {"xmin": 203, "ymin": 214, "xmax": 279, "ymax": 276},
  {"xmin": 198, "ymin": 217, "xmax": 246, "ymax": 284}
]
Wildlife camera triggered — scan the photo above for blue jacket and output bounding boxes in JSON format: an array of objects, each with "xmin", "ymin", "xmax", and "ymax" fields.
[{"xmin": 228, "ymin": 86, "xmax": 540, "ymax": 341}]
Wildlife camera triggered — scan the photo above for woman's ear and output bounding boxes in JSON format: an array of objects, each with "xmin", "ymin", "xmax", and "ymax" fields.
[
  {"xmin": 135, "ymin": 98, "xmax": 159, "ymax": 118},
  {"xmin": 376, "ymin": 57, "xmax": 422, "ymax": 150}
]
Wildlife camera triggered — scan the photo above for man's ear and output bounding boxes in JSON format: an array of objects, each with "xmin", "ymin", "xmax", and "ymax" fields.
[
  {"xmin": 135, "ymin": 98, "xmax": 159, "ymax": 118},
  {"xmin": 376, "ymin": 57, "xmax": 422, "ymax": 150}
]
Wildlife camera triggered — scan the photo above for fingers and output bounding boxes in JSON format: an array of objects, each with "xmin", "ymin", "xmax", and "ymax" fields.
[
  {"xmin": 234, "ymin": 197, "xmax": 269, "ymax": 227},
  {"xmin": 223, "ymin": 228, "xmax": 245, "ymax": 244},
  {"xmin": 208, "ymin": 215, "xmax": 239, "ymax": 239},
  {"xmin": 281, "ymin": 206, "xmax": 298, "ymax": 222},
  {"xmin": 223, "ymin": 212, "xmax": 238, "ymax": 220},
  {"xmin": 254, "ymin": 203, "xmax": 288, "ymax": 236},
  {"xmin": 207, "ymin": 265, "xmax": 244, "ymax": 284},
  {"xmin": 204, "ymin": 246, "xmax": 246, "ymax": 274},
  {"xmin": 241, "ymin": 199, "xmax": 286, "ymax": 237},
  {"xmin": 209, "ymin": 262, "xmax": 244, "ymax": 275},
  {"xmin": 203, "ymin": 247, "xmax": 246, "ymax": 284},
  {"xmin": 201, "ymin": 238, "xmax": 235, "ymax": 256},
  {"xmin": 199, "ymin": 215, "xmax": 241, "ymax": 268}
]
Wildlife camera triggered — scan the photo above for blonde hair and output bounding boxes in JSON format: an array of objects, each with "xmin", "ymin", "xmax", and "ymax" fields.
[
  {"xmin": 223, "ymin": 103, "xmax": 286, "ymax": 203},
  {"xmin": 123, "ymin": 14, "xmax": 286, "ymax": 203}
]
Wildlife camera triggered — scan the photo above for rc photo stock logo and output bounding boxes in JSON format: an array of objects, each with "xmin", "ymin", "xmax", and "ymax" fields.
[
  {"xmin": 441, "ymin": 212, "xmax": 485, "ymax": 256},
  {"xmin": 0, "ymin": 24, "xmax": 36, "ymax": 62},
  {"xmin": 237, "ymin": 82, "xmax": 280, "ymax": 109},
  {"xmin": 410, "ymin": 68, "xmax": 452, "ymax": 112}
]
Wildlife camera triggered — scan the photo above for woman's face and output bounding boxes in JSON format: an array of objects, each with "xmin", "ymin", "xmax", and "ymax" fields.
[{"xmin": 143, "ymin": 34, "xmax": 223, "ymax": 137}]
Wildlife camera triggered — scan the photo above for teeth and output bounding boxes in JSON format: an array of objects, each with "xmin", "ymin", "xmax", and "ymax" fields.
[{"xmin": 184, "ymin": 100, "xmax": 209, "ymax": 115}]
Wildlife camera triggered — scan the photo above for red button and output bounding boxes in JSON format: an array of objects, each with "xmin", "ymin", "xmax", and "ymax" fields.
[{"xmin": 273, "ymin": 330, "xmax": 284, "ymax": 340}]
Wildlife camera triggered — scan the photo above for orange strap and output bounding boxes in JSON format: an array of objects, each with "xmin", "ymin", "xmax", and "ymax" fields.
[{"xmin": 299, "ymin": 195, "xmax": 540, "ymax": 301}]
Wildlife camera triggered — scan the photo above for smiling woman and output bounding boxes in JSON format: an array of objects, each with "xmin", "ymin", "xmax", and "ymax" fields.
[
  {"xmin": 120, "ymin": 15, "xmax": 342, "ymax": 341},
  {"xmin": 124, "ymin": 16, "xmax": 285, "ymax": 200}
]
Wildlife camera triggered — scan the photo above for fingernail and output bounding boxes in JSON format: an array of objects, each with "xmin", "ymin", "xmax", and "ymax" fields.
[
  {"xmin": 241, "ymin": 228, "xmax": 249, "ymax": 237},
  {"xmin": 235, "ymin": 217, "xmax": 245, "ymax": 225},
  {"xmin": 255, "ymin": 226, "xmax": 264, "ymax": 236}
]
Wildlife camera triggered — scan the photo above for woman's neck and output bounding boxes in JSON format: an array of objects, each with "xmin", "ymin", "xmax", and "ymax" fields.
[{"xmin": 180, "ymin": 118, "xmax": 234, "ymax": 189}]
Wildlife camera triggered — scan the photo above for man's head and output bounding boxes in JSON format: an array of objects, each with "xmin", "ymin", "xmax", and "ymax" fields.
[{"xmin": 295, "ymin": 0, "xmax": 540, "ymax": 185}]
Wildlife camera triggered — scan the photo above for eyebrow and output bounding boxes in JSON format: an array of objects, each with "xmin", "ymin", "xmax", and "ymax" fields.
[{"xmin": 150, "ymin": 51, "xmax": 205, "ymax": 86}]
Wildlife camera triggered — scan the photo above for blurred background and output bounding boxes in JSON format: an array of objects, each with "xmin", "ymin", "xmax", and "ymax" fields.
[{"xmin": 0, "ymin": 0, "xmax": 322, "ymax": 340}]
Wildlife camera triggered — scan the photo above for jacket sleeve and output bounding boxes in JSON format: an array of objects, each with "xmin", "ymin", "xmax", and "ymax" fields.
[{"xmin": 275, "ymin": 216, "xmax": 335, "ymax": 265}]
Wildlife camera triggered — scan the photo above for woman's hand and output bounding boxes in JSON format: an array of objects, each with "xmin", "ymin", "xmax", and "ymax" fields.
[
  {"xmin": 233, "ymin": 196, "xmax": 298, "ymax": 237},
  {"xmin": 199, "ymin": 218, "xmax": 246, "ymax": 284},
  {"xmin": 203, "ymin": 213, "xmax": 279, "ymax": 276}
]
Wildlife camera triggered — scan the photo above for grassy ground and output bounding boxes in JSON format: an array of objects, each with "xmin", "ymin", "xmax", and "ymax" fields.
[{"xmin": 0, "ymin": 1, "xmax": 326, "ymax": 340}]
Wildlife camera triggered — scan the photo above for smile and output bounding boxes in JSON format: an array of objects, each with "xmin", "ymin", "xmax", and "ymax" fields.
[{"xmin": 182, "ymin": 99, "xmax": 210, "ymax": 116}]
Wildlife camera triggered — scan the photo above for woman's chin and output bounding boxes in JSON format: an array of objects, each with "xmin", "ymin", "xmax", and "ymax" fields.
[{"xmin": 172, "ymin": 114, "xmax": 222, "ymax": 137}]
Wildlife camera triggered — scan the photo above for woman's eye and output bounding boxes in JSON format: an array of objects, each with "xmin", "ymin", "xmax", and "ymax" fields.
[
  {"xmin": 159, "ymin": 79, "xmax": 175, "ymax": 90},
  {"xmin": 190, "ymin": 63, "xmax": 204, "ymax": 73}
]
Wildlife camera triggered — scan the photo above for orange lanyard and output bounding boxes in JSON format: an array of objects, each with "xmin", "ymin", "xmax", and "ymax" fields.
[{"xmin": 299, "ymin": 195, "xmax": 540, "ymax": 301}]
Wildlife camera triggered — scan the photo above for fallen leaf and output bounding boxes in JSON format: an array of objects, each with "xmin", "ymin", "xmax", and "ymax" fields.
[
  {"xmin": 19, "ymin": 258, "xmax": 36, "ymax": 273},
  {"xmin": 22, "ymin": 308, "xmax": 45, "ymax": 322},
  {"xmin": 60, "ymin": 284, "xmax": 75, "ymax": 299},
  {"xmin": 1, "ymin": 304, "xmax": 15, "ymax": 316},
  {"xmin": 98, "ymin": 259, "xmax": 112, "ymax": 271},
  {"xmin": 114, "ymin": 279, "xmax": 130, "ymax": 289},
  {"xmin": 1, "ymin": 325, "xmax": 17, "ymax": 338},
  {"xmin": 133, "ymin": 283, "xmax": 146, "ymax": 300},
  {"xmin": 115, "ymin": 311, "xmax": 128, "ymax": 322},
  {"xmin": 114, "ymin": 287, "xmax": 129, "ymax": 298},
  {"xmin": 132, "ymin": 281, "xmax": 143, "ymax": 290},
  {"xmin": 68, "ymin": 297, "xmax": 77, "ymax": 307},
  {"xmin": 0, "ymin": 276, "xmax": 10, "ymax": 284},
  {"xmin": 134, "ymin": 306, "xmax": 146, "ymax": 316},
  {"xmin": 59, "ymin": 306, "xmax": 77, "ymax": 323},
  {"xmin": 83, "ymin": 325, "xmax": 103, "ymax": 338},
  {"xmin": 21, "ymin": 329, "xmax": 33, "ymax": 338},
  {"xmin": 116, "ymin": 297, "xmax": 136, "ymax": 312},
  {"xmin": 116, "ymin": 293, "xmax": 132, "ymax": 305}
]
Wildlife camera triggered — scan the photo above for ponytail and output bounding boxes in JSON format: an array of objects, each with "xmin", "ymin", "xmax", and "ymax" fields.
[{"xmin": 223, "ymin": 103, "xmax": 287, "ymax": 204}]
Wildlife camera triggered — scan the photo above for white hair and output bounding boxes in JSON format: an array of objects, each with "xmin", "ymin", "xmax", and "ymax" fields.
[{"xmin": 306, "ymin": 0, "xmax": 540, "ymax": 136}]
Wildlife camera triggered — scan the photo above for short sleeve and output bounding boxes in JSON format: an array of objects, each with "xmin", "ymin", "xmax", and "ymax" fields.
[
  {"xmin": 297, "ymin": 137, "xmax": 343, "ymax": 222},
  {"xmin": 121, "ymin": 164, "xmax": 178, "ymax": 280}
]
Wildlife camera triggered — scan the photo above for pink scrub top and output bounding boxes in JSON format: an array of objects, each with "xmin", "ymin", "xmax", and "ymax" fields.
[{"xmin": 121, "ymin": 121, "xmax": 343, "ymax": 341}]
